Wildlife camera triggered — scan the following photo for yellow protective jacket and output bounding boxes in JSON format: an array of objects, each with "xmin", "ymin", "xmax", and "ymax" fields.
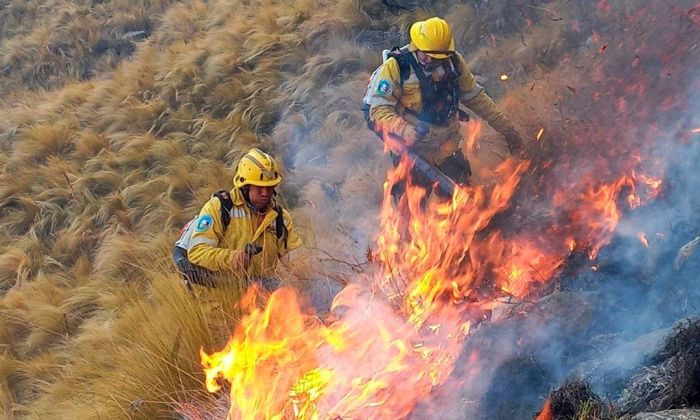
[
  {"xmin": 365, "ymin": 48, "xmax": 514, "ymax": 164},
  {"xmin": 186, "ymin": 189, "xmax": 302, "ymax": 277}
]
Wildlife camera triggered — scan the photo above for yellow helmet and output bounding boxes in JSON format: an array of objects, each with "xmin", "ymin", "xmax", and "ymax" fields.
[
  {"xmin": 409, "ymin": 17, "xmax": 455, "ymax": 59},
  {"xmin": 233, "ymin": 148, "xmax": 282, "ymax": 188}
]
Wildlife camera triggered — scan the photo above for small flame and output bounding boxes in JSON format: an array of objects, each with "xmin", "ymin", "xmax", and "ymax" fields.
[
  {"xmin": 627, "ymin": 193, "xmax": 641, "ymax": 208},
  {"xmin": 691, "ymin": 127, "xmax": 700, "ymax": 134},
  {"xmin": 464, "ymin": 120, "xmax": 483, "ymax": 154},
  {"xmin": 500, "ymin": 74, "xmax": 509, "ymax": 81},
  {"xmin": 639, "ymin": 174, "xmax": 662, "ymax": 191},
  {"xmin": 535, "ymin": 399, "xmax": 553, "ymax": 420},
  {"xmin": 536, "ymin": 128, "xmax": 545, "ymax": 141},
  {"xmin": 638, "ymin": 232, "xmax": 649, "ymax": 248},
  {"xmin": 566, "ymin": 237, "xmax": 576, "ymax": 252}
]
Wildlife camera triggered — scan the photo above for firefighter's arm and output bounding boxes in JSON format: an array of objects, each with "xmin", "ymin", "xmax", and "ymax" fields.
[
  {"xmin": 368, "ymin": 59, "xmax": 421, "ymax": 145},
  {"xmin": 187, "ymin": 198, "xmax": 243, "ymax": 272},
  {"xmin": 456, "ymin": 54, "xmax": 516, "ymax": 136}
]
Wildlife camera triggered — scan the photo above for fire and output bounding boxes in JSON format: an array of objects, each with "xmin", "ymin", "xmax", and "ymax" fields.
[
  {"xmin": 691, "ymin": 127, "xmax": 700, "ymax": 134},
  {"xmin": 638, "ymin": 174, "xmax": 662, "ymax": 199},
  {"xmin": 200, "ymin": 155, "xmax": 665, "ymax": 418},
  {"xmin": 627, "ymin": 192, "xmax": 641, "ymax": 208},
  {"xmin": 463, "ymin": 120, "xmax": 483, "ymax": 154},
  {"xmin": 500, "ymin": 74, "xmax": 509, "ymax": 81},
  {"xmin": 535, "ymin": 398, "xmax": 553, "ymax": 420}
]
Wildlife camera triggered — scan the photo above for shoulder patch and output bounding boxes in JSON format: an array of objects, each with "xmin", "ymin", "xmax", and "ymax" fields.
[
  {"xmin": 195, "ymin": 214, "xmax": 214, "ymax": 232},
  {"xmin": 376, "ymin": 80, "xmax": 392, "ymax": 96}
]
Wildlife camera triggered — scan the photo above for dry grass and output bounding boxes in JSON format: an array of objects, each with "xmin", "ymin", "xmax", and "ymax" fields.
[{"xmin": 618, "ymin": 319, "xmax": 700, "ymax": 413}]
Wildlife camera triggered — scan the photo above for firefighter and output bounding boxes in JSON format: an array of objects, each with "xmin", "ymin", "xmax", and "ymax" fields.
[
  {"xmin": 363, "ymin": 17, "xmax": 527, "ymax": 185},
  {"xmin": 172, "ymin": 148, "xmax": 303, "ymax": 288}
]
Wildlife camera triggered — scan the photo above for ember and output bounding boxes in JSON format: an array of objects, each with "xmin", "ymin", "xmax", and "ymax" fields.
[{"xmin": 536, "ymin": 128, "xmax": 545, "ymax": 141}]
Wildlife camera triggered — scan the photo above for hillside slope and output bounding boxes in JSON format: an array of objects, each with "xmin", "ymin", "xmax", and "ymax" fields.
[{"xmin": 1, "ymin": 0, "xmax": 698, "ymax": 418}]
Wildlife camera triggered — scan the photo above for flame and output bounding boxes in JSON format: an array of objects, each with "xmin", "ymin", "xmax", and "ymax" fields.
[
  {"xmin": 463, "ymin": 120, "xmax": 482, "ymax": 155},
  {"xmin": 200, "ymin": 154, "xmax": 666, "ymax": 418},
  {"xmin": 500, "ymin": 74, "xmax": 509, "ymax": 81},
  {"xmin": 638, "ymin": 174, "xmax": 662, "ymax": 199},
  {"xmin": 535, "ymin": 399, "xmax": 553, "ymax": 420},
  {"xmin": 692, "ymin": 127, "xmax": 700, "ymax": 134},
  {"xmin": 536, "ymin": 128, "xmax": 545, "ymax": 141}
]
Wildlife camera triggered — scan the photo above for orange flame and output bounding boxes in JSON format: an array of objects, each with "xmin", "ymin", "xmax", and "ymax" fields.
[
  {"xmin": 464, "ymin": 120, "xmax": 483, "ymax": 155},
  {"xmin": 535, "ymin": 399, "xmax": 553, "ymax": 420},
  {"xmin": 200, "ymin": 157, "xmax": 665, "ymax": 417}
]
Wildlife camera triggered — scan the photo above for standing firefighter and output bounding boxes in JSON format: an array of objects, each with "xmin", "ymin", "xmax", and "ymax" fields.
[
  {"xmin": 363, "ymin": 17, "xmax": 526, "ymax": 188},
  {"xmin": 172, "ymin": 148, "xmax": 303, "ymax": 289}
]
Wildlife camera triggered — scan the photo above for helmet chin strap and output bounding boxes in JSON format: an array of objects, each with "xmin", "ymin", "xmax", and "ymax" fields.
[{"xmin": 241, "ymin": 186, "xmax": 271, "ymax": 214}]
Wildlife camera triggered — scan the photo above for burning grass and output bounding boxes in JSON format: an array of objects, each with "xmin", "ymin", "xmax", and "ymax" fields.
[{"xmin": 536, "ymin": 380, "xmax": 604, "ymax": 420}]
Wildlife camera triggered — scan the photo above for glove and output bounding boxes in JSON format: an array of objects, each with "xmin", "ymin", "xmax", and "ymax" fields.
[
  {"xmin": 401, "ymin": 121, "xmax": 430, "ymax": 148},
  {"xmin": 504, "ymin": 129, "xmax": 526, "ymax": 156},
  {"xmin": 414, "ymin": 121, "xmax": 430, "ymax": 141}
]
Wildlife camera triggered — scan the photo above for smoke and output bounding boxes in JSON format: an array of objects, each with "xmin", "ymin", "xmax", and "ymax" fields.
[
  {"xmin": 264, "ymin": 0, "xmax": 700, "ymax": 417},
  {"xmin": 434, "ymin": 2, "xmax": 700, "ymax": 417}
]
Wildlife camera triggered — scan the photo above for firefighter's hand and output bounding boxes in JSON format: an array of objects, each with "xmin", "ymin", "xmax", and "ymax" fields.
[
  {"xmin": 414, "ymin": 121, "xmax": 430, "ymax": 141},
  {"xmin": 231, "ymin": 244, "xmax": 262, "ymax": 270},
  {"xmin": 504, "ymin": 129, "xmax": 527, "ymax": 157}
]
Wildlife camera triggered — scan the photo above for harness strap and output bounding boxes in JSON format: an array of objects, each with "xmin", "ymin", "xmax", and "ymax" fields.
[
  {"xmin": 274, "ymin": 206, "xmax": 289, "ymax": 249},
  {"xmin": 212, "ymin": 190, "xmax": 234, "ymax": 230}
]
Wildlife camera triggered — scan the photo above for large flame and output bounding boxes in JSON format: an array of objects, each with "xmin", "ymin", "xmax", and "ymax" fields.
[
  {"xmin": 197, "ymin": 0, "xmax": 696, "ymax": 416},
  {"xmin": 199, "ymin": 151, "xmax": 662, "ymax": 418}
]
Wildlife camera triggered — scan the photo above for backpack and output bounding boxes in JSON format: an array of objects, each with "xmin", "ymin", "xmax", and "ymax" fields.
[{"xmin": 363, "ymin": 46, "xmax": 464, "ymax": 127}]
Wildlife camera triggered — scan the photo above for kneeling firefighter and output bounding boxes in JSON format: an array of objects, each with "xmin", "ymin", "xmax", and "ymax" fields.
[
  {"xmin": 363, "ymin": 17, "xmax": 526, "ymax": 188},
  {"xmin": 172, "ymin": 148, "xmax": 303, "ymax": 289}
]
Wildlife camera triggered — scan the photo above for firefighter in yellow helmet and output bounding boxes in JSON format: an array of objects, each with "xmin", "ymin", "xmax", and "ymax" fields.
[
  {"xmin": 363, "ymin": 17, "xmax": 526, "ymax": 185},
  {"xmin": 173, "ymin": 148, "xmax": 303, "ymax": 288}
]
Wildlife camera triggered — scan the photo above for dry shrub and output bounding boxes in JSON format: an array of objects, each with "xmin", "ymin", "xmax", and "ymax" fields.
[
  {"xmin": 0, "ymin": 249, "xmax": 30, "ymax": 291},
  {"xmin": 619, "ymin": 318, "xmax": 700, "ymax": 413},
  {"xmin": 20, "ymin": 274, "xmax": 241, "ymax": 419},
  {"xmin": 541, "ymin": 379, "xmax": 605, "ymax": 420},
  {"xmin": 93, "ymin": 231, "xmax": 173, "ymax": 283},
  {"xmin": 0, "ymin": 351, "xmax": 19, "ymax": 416},
  {"xmin": 11, "ymin": 121, "xmax": 76, "ymax": 165},
  {"xmin": 1, "ymin": 273, "xmax": 71, "ymax": 358}
]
